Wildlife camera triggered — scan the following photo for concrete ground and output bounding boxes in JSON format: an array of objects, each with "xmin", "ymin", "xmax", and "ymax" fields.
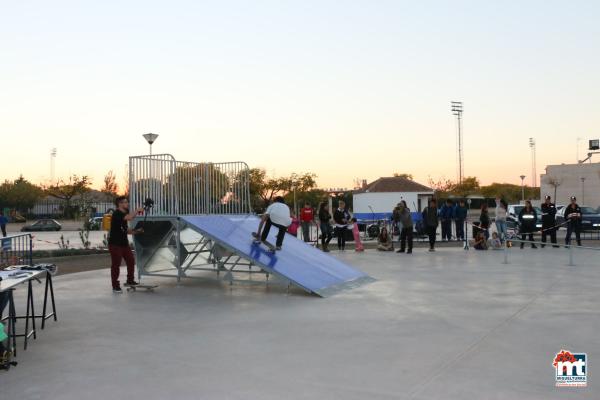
[{"xmin": 3, "ymin": 247, "xmax": 598, "ymax": 399}]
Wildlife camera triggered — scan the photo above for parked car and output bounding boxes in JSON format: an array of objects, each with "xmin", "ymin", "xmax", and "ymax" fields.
[
  {"xmin": 506, "ymin": 205, "xmax": 543, "ymax": 233},
  {"xmin": 21, "ymin": 219, "xmax": 62, "ymax": 232},
  {"xmin": 556, "ymin": 206, "xmax": 600, "ymax": 231},
  {"xmin": 88, "ymin": 216, "xmax": 104, "ymax": 230}
]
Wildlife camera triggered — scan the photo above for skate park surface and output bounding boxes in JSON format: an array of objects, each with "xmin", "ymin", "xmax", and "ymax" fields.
[{"xmin": 3, "ymin": 247, "xmax": 598, "ymax": 400}]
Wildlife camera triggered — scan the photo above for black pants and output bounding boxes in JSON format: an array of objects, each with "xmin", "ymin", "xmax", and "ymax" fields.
[
  {"xmin": 455, "ymin": 219, "xmax": 464, "ymax": 240},
  {"xmin": 565, "ymin": 224, "xmax": 581, "ymax": 246},
  {"xmin": 541, "ymin": 225, "xmax": 557, "ymax": 247},
  {"xmin": 441, "ymin": 220, "xmax": 452, "ymax": 240},
  {"xmin": 426, "ymin": 226, "xmax": 437, "ymax": 249},
  {"xmin": 320, "ymin": 223, "xmax": 332, "ymax": 248},
  {"xmin": 520, "ymin": 232, "xmax": 534, "ymax": 247},
  {"xmin": 0, "ymin": 224, "xmax": 5, "ymax": 237},
  {"xmin": 261, "ymin": 218, "xmax": 287, "ymax": 247},
  {"xmin": 400, "ymin": 227, "xmax": 413, "ymax": 251},
  {"xmin": 335, "ymin": 226, "xmax": 347, "ymax": 250}
]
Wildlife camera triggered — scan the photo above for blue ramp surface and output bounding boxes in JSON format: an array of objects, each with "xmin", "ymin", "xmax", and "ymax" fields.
[{"xmin": 182, "ymin": 215, "xmax": 374, "ymax": 297}]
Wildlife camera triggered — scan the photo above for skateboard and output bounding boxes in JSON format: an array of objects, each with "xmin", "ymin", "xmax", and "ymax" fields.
[
  {"xmin": 251, "ymin": 232, "xmax": 277, "ymax": 252},
  {"xmin": 126, "ymin": 284, "xmax": 158, "ymax": 292}
]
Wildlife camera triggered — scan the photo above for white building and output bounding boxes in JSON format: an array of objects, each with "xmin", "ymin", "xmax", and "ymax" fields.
[
  {"xmin": 353, "ymin": 177, "xmax": 434, "ymax": 220},
  {"xmin": 541, "ymin": 162, "xmax": 600, "ymax": 207}
]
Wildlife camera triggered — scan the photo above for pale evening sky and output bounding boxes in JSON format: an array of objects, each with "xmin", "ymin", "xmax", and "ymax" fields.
[{"xmin": 1, "ymin": 1, "xmax": 599, "ymax": 190}]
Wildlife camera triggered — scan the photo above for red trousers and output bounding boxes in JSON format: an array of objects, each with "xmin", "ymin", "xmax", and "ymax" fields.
[{"xmin": 109, "ymin": 244, "xmax": 135, "ymax": 288}]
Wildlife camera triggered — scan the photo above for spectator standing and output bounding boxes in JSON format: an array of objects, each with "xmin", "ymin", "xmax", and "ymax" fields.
[
  {"xmin": 299, "ymin": 203, "xmax": 314, "ymax": 242},
  {"xmin": 0, "ymin": 211, "xmax": 7, "ymax": 237},
  {"xmin": 453, "ymin": 200, "xmax": 468, "ymax": 241},
  {"xmin": 564, "ymin": 196, "xmax": 582, "ymax": 246},
  {"xmin": 494, "ymin": 198, "xmax": 508, "ymax": 242},
  {"xmin": 440, "ymin": 200, "xmax": 454, "ymax": 241},
  {"xmin": 318, "ymin": 202, "xmax": 333, "ymax": 252},
  {"xmin": 333, "ymin": 200, "xmax": 351, "ymax": 251},
  {"xmin": 350, "ymin": 218, "xmax": 364, "ymax": 252},
  {"xmin": 396, "ymin": 200, "xmax": 413, "ymax": 254},
  {"xmin": 518, "ymin": 200, "xmax": 538, "ymax": 249},
  {"xmin": 422, "ymin": 199, "xmax": 439, "ymax": 252},
  {"xmin": 480, "ymin": 204, "xmax": 491, "ymax": 240},
  {"xmin": 540, "ymin": 195, "xmax": 558, "ymax": 248},
  {"xmin": 287, "ymin": 212, "xmax": 300, "ymax": 237}
]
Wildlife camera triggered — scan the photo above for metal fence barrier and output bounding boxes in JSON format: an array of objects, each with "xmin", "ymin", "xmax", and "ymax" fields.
[
  {"xmin": 0, "ymin": 233, "xmax": 33, "ymax": 267},
  {"xmin": 129, "ymin": 154, "xmax": 252, "ymax": 216},
  {"xmin": 502, "ymin": 236, "xmax": 600, "ymax": 266}
]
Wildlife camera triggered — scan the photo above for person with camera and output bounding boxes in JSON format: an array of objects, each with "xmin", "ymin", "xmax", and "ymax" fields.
[{"xmin": 109, "ymin": 196, "xmax": 144, "ymax": 293}]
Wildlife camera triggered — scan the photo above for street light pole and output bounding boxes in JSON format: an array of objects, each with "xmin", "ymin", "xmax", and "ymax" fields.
[
  {"xmin": 143, "ymin": 133, "xmax": 159, "ymax": 155},
  {"xmin": 581, "ymin": 177, "xmax": 586, "ymax": 204},
  {"xmin": 451, "ymin": 101, "xmax": 464, "ymax": 185},
  {"xmin": 520, "ymin": 175, "xmax": 526, "ymax": 201}
]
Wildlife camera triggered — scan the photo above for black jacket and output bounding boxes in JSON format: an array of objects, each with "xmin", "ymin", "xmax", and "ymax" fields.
[
  {"xmin": 333, "ymin": 208, "xmax": 350, "ymax": 225},
  {"xmin": 541, "ymin": 203, "xmax": 556, "ymax": 226},
  {"xmin": 318, "ymin": 209, "xmax": 331, "ymax": 224},
  {"xmin": 518, "ymin": 207, "xmax": 537, "ymax": 231},
  {"xmin": 422, "ymin": 206, "xmax": 438, "ymax": 227},
  {"xmin": 480, "ymin": 211, "xmax": 490, "ymax": 228},
  {"xmin": 564, "ymin": 204, "xmax": 582, "ymax": 226}
]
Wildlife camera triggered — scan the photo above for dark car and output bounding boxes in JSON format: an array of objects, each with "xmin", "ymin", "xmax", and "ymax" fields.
[
  {"xmin": 506, "ymin": 205, "xmax": 543, "ymax": 233},
  {"xmin": 556, "ymin": 206, "xmax": 600, "ymax": 231},
  {"xmin": 21, "ymin": 219, "xmax": 62, "ymax": 232}
]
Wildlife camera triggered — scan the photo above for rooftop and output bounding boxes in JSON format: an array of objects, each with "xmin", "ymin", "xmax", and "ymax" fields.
[
  {"xmin": 358, "ymin": 176, "xmax": 433, "ymax": 194},
  {"xmin": 3, "ymin": 247, "xmax": 598, "ymax": 399}
]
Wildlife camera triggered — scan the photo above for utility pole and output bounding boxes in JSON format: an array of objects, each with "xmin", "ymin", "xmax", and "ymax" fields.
[
  {"xmin": 529, "ymin": 138, "xmax": 537, "ymax": 189},
  {"xmin": 520, "ymin": 175, "xmax": 526, "ymax": 201},
  {"xmin": 451, "ymin": 101, "xmax": 464, "ymax": 184},
  {"xmin": 581, "ymin": 177, "xmax": 586, "ymax": 204},
  {"xmin": 50, "ymin": 148, "xmax": 57, "ymax": 183}
]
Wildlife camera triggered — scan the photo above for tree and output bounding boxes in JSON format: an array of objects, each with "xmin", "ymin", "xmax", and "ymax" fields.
[
  {"xmin": 451, "ymin": 177, "xmax": 480, "ymax": 197},
  {"xmin": 393, "ymin": 173, "xmax": 413, "ymax": 180},
  {"xmin": 544, "ymin": 176, "xmax": 563, "ymax": 201},
  {"xmin": 0, "ymin": 176, "xmax": 43, "ymax": 213},
  {"xmin": 45, "ymin": 175, "xmax": 92, "ymax": 218},
  {"xmin": 248, "ymin": 168, "xmax": 318, "ymax": 212},
  {"xmin": 101, "ymin": 170, "xmax": 118, "ymax": 197}
]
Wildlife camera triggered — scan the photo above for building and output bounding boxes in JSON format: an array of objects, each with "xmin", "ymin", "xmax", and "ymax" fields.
[
  {"xmin": 541, "ymin": 162, "xmax": 600, "ymax": 207},
  {"xmin": 352, "ymin": 176, "xmax": 434, "ymax": 220}
]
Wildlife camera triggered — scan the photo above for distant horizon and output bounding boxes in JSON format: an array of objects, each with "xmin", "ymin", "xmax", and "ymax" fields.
[{"xmin": 2, "ymin": 1, "xmax": 598, "ymax": 190}]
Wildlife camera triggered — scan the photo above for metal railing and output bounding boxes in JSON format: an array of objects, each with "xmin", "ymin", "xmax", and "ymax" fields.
[
  {"xmin": 129, "ymin": 154, "xmax": 252, "ymax": 216},
  {"xmin": 0, "ymin": 233, "xmax": 33, "ymax": 267},
  {"xmin": 502, "ymin": 235, "xmax": 600, "ymax": 266}
]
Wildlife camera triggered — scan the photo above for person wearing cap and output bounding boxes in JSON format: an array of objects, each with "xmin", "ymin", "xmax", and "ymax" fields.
[
  {"xmin": 541, "ymin": 195, "xmax": 558, "ymax": 248},
  {"xmin": 518, "ymin": 200, "xmax": 537, "ymax": 249},
  {"xmin": 564, "ymin": 196, "xmax": 582, "ymax": 246}
]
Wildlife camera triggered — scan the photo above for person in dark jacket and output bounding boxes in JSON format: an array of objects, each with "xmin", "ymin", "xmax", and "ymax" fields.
[
  {"xmin": 396, "ymin": 200, "xmax": 413, "ymax": 254},
  {"xmin": 518, "ymin": 200, "xmax": 537, "ymax": 249},
  {"xmin": 540, "ymin": 195, "xmax": 558, "ymax": 248},
  {"xmin": 479, "ymin": 204, "xmax": 491, "ymax": 240},
  {"xmin": 453, "ymin": 200, "xmax": 468, "ymax": 241},
  {"xmin": 422, "ymin": 199, "xmax": 439, "ymax": 252},
  {"xmin": 318, "ymin": 202, "xmax": 333, "ymax": 252},
  {"xmin": 439, "ymin": 199, "xmax": 454, "ymax": 241},
  {"xmin": 564, "ymin": 196, "xmax": 582, "ymax": 246},
  {"xmin": 333, "ymin": 200, "xmax": 351, "ymax": 251}
]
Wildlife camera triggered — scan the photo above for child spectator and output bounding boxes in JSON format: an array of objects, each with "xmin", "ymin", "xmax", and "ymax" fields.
[
  {"xmin": 287, "ymin": 212, "xmax": 300, "ymax": 237},
  {"xmin": 488, "ymin": 232, "xmax": 502, "ymax": 250},
  {"xmin": 350, "ymin": 218, "xmax": 364, "ymax": 252}
]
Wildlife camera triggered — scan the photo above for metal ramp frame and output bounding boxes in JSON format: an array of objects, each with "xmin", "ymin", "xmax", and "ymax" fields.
[{"xmin": 133, "ymin": 215, "xmax": 374, "ymax": 297}]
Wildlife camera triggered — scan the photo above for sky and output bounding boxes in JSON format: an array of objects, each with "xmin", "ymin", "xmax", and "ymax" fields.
[{"xmin": 1, "ymin": 0, "xmax": 599, "ymax": 190}]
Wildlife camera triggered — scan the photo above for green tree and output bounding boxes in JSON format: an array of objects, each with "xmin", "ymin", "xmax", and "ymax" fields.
[
  {"xmin": 0, "ymin": 176, "xmax": 44, "ymax": 213},
  {"xmin": 248, "ymin": 168, "xmax": 318, "ymax": 212},
  {"xmin": 45, "ymin": 175, "xmax": 92, "ymax": 218}
]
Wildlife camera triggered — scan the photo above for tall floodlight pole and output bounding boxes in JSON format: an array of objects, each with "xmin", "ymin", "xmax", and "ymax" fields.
[
  {"xmin": 529, "ymin": 138, "xmax": 537, "ymax": 189},
  {"xmin": 451, "ymin": 101, "xmax": 464, "ymax": 184},
  {"xmin": 143, "ymin": 133, "xmax": 159, "ymax": 155},
  {"xmin": 50, "ymin": 148, "xmax": 57, "ymax": 183},
  {"xmin": 520, "ymin": 175, "xmax": 526, "ymax": 201}
]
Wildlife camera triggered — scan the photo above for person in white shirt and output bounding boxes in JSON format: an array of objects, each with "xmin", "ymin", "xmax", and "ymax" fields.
[{"xmin": 255, "ymin": 196, "xmax": 292, "ymax": 250}]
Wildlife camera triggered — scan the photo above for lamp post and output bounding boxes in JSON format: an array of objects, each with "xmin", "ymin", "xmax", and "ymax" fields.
[
  {"xmin": 142, "ymin": 133, "xmax": 159, "ymax": 155},
  {"xmin": 581, "ymin": 177, "xmax": 586, "ymax": 204},
  {"xmin": 520, "ymin": 175, "xmax": 526, "ymax": 201}
]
